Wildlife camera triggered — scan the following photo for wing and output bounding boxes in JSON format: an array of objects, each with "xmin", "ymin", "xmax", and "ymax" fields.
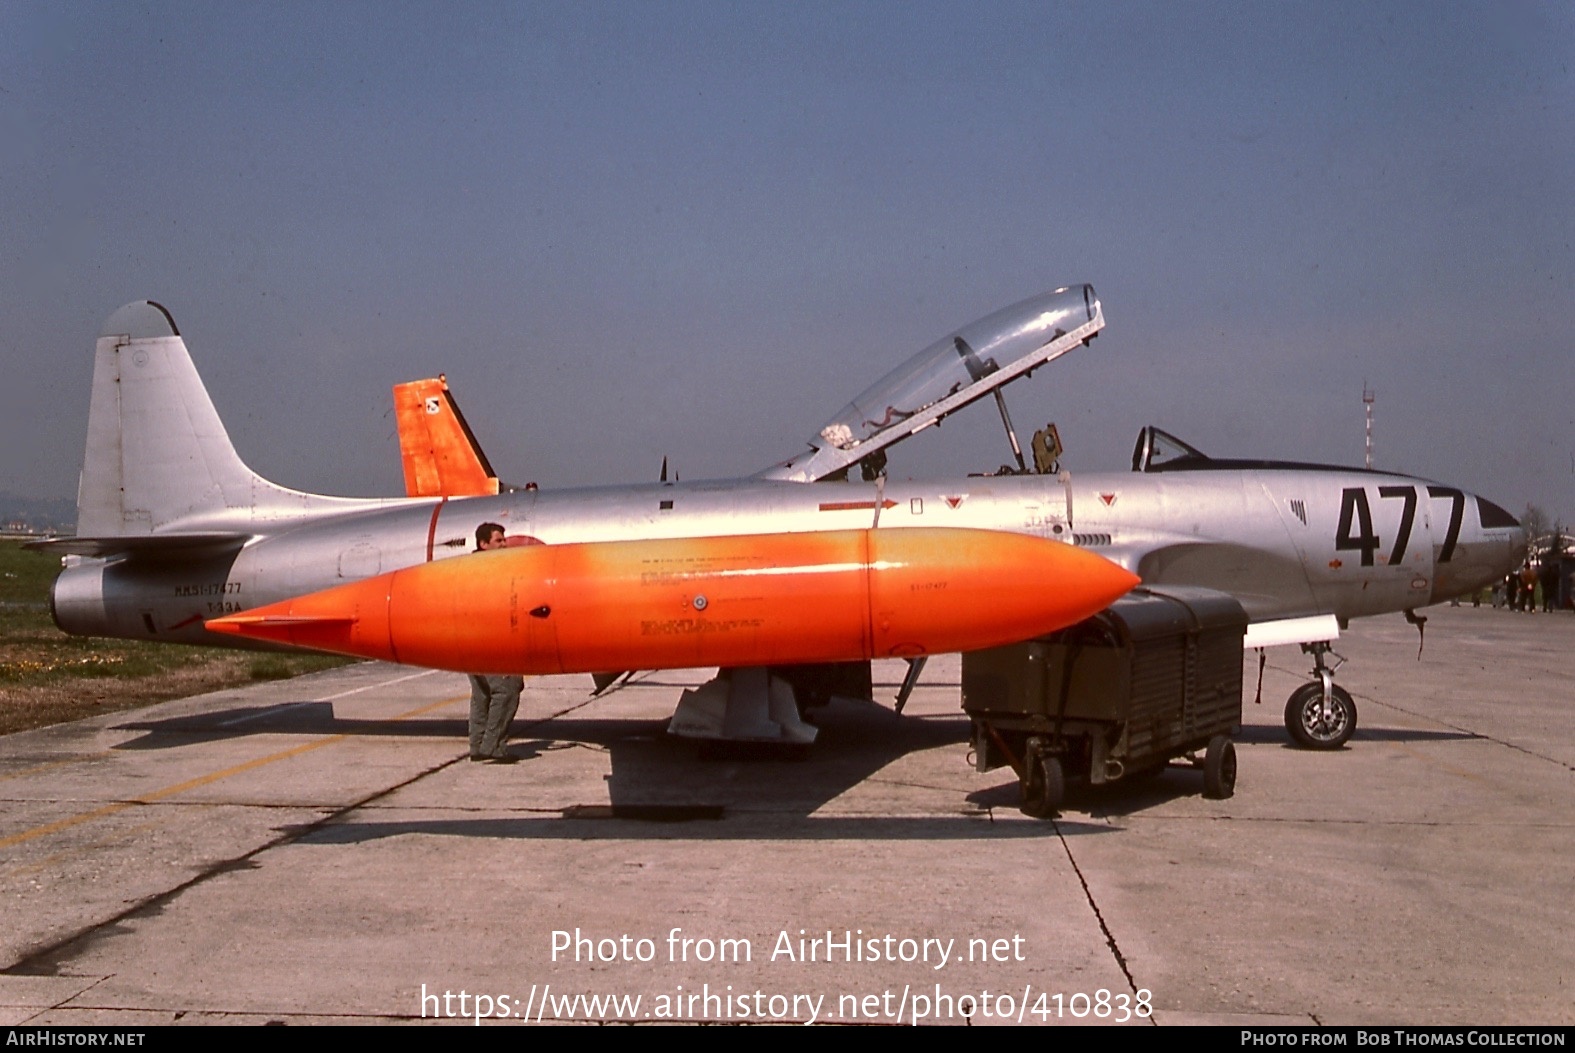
[{"xmin": 1103, "ymin": 534, "xmax": 1336, "ymax": 647}]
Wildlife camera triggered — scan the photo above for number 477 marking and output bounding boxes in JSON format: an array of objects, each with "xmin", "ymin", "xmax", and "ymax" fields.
[{"xmin": 1336, "ymin": 485, "xmax": 1464, "ymax": 566}]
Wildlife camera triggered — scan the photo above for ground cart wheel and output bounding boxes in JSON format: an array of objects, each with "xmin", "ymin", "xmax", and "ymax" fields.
[
  {"xmin": 1202, "ymin": 734, "xmax": 1237, "ymax": 799},
  {"xmin": 1284, "ymin": 682, "xmax": 1357, "ymax": 750},
  {"xmin": 1020, "ymin": 753, "xmax": 1064, "ymax": 818}
]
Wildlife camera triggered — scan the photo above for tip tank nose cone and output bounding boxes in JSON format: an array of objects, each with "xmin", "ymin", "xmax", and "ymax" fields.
[
  {"xmin": 866, "ymin": 529, "xmax": 1138, "ymax": 655},
  {"xmin": 1021, "ymin": 534, "xmax": 1141, "ymax": 625}
]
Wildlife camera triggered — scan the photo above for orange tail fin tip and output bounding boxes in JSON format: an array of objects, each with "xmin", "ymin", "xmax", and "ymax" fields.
[{"xmin": 392, "ymin": 376, "xmax": 500, "ymax": 497}]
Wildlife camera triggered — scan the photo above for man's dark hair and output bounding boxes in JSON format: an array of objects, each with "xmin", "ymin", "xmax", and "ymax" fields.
[{"xmin": 476, "ymin": 522, "xmax": 505, "ymax": 549}]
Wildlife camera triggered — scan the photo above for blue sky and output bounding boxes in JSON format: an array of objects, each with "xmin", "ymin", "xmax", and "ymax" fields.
[{"xmin": 3, "ymin": 2, "xmax": 1571, "ymax": 523}]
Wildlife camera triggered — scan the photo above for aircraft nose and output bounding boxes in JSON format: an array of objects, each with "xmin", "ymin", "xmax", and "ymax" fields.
[
  {"xmin": 1429, "ymin": 494, "xmax": 1524, "ymax": 605},
  {"xmin": 1481, "ymin": 497, "xmax": 1527, "ymax": 577}
]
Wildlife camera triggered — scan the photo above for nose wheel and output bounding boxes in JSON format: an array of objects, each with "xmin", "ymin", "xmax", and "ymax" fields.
[
  {"xmin": 1284, "ymin": 683, "xmax": 1356, "ymax": 749},
  {"xmin": 1283, "ymin": 642, "xmax": 1356, "ymax": 749}
]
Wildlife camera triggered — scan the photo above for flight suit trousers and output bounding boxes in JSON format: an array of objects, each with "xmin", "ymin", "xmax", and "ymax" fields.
[{"xmin": 468, "ymin": 674, "xmax": 523, "ymax": 758}]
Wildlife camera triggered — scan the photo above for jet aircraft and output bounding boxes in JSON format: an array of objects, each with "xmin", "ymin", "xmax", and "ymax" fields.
[
  {"xmin": 37, "ymin": 288, "xmax": 1524, "ymax": 750},
  {"xmin": 385, "ymin": 297, "xmax": 1528, "ymax": 751}
]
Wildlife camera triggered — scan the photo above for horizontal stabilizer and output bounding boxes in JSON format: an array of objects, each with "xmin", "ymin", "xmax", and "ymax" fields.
[{"xmin": 25, "ymin": 532, "xmax": 251, "ymax": 559}]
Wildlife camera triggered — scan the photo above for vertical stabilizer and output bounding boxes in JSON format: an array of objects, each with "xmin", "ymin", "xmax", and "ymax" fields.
[
  {"xmin": 392, "ymin": 376, "xmax": 501, "ymax": 498},
  {"xmin": 78, "ymin": 301, "xmax": 381, "ymax": 537}
]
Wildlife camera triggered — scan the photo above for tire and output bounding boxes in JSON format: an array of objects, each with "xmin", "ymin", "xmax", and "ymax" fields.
[
  {"xmin": 1283, "ymin": 682, "xmax": 1357, "ymax": 750},
  {"xmin": 1203, "ymin": 734, "xmax": 1237, "ymax": 799},
  {"xmin": 1020, "ymin": 754, "xmax": 1064, "ymax": 818}
]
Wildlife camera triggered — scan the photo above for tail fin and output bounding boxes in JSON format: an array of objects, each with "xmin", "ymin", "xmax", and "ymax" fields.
[
  {"xmin": 392, "ymin": 375, "xmax": 500, "ymax": 498},
  {"xmin": 76, "ymin": 301, "xmax": 377, "ymax": 539}
]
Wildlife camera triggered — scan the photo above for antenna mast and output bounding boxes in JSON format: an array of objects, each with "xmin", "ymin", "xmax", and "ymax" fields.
[{"xmin": 1362, "ymin": 383, "xmax": 1375, "ymax": 470}]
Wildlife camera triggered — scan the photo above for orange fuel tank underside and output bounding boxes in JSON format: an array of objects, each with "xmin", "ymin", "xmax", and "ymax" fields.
[{"xmin": 207, "ymin": 527, "xmax": 1138, "ymax": 675}]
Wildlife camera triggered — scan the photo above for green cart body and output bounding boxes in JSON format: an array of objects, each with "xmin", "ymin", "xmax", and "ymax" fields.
[{"xmin": 961, "ymin": 586, "xmax": 1246, "ymax": 814}]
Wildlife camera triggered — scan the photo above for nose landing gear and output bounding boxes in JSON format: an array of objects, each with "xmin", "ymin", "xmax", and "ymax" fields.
[{"xmin": 1283, "ymin": 641, "xmax": 1357, "ymax": 750}]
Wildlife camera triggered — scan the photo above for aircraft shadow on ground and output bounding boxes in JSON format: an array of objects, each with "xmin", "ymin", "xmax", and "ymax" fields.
[
  {"xmin": 105, "ymin": 683, "xmax": 1222, "ymax": 834},
  {"xmin": 1230, "ymin": 724, "xmax": 1479, "ymax": 747},
  {"xmin": 101, "ymin": 674, "xmax": 964, "ymax": 750},
  {"xmin": 964, "ymin": 766, "xmax": 1216, "ymax": 819},
  {"xmin": 288, "ymin": 813, "xmax": 1104, "ymax": 843},
  {"xmin": 109, "ymin": 701, "xmax": 466, "ymax": 749},
  {"xmin": 271, "ymin": 694, "xmax": 1204, "ymax": 843}
]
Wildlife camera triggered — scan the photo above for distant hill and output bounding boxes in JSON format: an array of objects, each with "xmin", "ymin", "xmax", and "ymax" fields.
[{"xmin": 0, "ymin": 492, "xmax": 76, "ymax": 534}]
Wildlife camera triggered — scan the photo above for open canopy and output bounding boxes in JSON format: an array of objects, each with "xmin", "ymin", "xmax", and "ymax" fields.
[{"xmin": 761, "ymin": 285, "xmax": 1103, "ymax": 482}]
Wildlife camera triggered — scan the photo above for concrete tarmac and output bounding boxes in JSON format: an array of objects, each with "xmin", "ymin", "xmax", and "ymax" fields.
[{"xmin": 0, "ymin": 605, "xmax": 1569, "ymax": 1026}]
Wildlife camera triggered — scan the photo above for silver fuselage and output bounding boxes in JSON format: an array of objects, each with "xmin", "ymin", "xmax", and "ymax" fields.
[{"xmin": 52, "ymin": 466, "xmax": 1523, "ymax": 649}]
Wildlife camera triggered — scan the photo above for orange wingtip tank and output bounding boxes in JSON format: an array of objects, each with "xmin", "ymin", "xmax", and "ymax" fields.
[{"xmin": 206, "ymin": 528, "xmax": 1138, "ymax": 674}]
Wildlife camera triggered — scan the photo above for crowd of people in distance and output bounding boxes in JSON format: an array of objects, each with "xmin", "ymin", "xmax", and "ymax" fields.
[{"xmin": 1477, "ymin": 561, "xmax": 1569, "ymax": 612}]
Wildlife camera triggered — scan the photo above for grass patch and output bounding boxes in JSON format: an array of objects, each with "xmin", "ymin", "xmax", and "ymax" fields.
[
  {"xmin": 0, "ymin": 539, "xmax": 350, "ymax": 735},
  {"xmin": 249, "ymin": 655, "xmax": 311, "ymax": 680}
]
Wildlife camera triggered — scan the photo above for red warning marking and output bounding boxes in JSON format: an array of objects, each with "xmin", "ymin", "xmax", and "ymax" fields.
[
  {"xmin": 1099, "ymin": 492, "xmax": 1117, "ymax": 506},
  {"xmin": 818, "ymin": 500, "xmax": 899, "ymax": 512},
  {"xmin": 943, "ymin": 495, "xmax": 965, "ymax": 510}
]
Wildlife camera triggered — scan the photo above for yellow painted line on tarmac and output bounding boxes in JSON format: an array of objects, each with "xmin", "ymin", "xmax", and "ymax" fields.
[
  {"xmin": 1, "ymin": 670, "xmax": 445, "ymax": 779},
  {"xmin": 0, "ymin": 693, "xmax": 467, "ymax": 852}
]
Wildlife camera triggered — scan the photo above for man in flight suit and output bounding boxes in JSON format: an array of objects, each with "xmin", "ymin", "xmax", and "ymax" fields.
[{"xmin": 469, "ymin": 522, "xmax": 523, "ymax": 763}]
